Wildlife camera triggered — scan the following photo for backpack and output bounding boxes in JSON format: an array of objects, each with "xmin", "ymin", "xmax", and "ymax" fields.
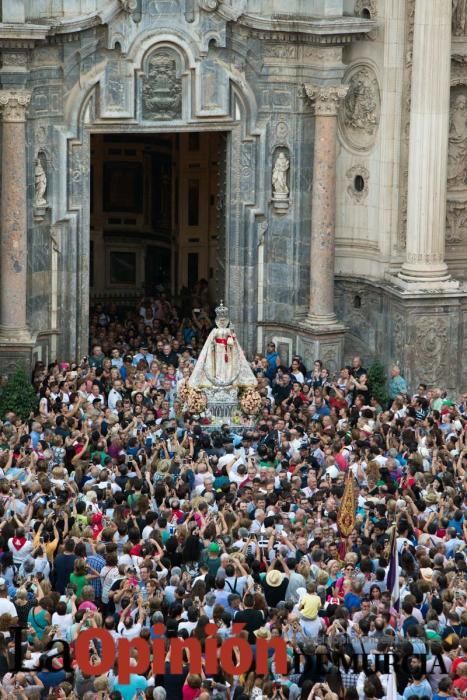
[{"xmin": 225, "ymin": 577, "xmax": 238, "ymax": 594}]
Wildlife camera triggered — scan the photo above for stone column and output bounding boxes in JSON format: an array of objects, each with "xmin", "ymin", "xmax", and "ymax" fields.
[
  {"xmin": 0, "ymin": 89, "xmax": 33, "ymax": 370},
  {"xmin": 305, "ymin": 84, "xmax": 348, "ymax": 325},
  {"xmin": 399, "ymin": 0, "xmax": 456, "ymax": 287}
]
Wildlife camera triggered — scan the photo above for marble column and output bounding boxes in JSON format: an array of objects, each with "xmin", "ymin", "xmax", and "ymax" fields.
[
  {"xmin": 399, "ymin": 0, "xmax": 456, "ymax": 286},
  {"xmin": 0, "ymin": 89, "xmax": 33, "ymax": 367},
  {"xmin": 305, "ymin": 84, "xmax": 348, "ymax": 325}
]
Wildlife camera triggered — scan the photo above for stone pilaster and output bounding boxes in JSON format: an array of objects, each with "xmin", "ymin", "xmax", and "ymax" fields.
[
  {"xmin": 0, "ymin": 89, "xmax": 34, "ymax": 374},
  {"xmin": 398, "ymin": 0, "xmax": 458, "ymax": 288}
]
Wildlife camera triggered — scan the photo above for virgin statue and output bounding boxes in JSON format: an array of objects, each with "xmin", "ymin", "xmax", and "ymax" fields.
[{"xmin": 188, "ymin": 301, "xmax": 257, "ymax": 389}]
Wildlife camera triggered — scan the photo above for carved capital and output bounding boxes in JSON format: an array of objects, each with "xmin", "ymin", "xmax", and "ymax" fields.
[
  {"xmin": 0, "ymin": 89, "xmax": 31, "ymax": 123},
  {"xmin": 303, "ymin": 83, "xmax": 348, "ymax": 116}
]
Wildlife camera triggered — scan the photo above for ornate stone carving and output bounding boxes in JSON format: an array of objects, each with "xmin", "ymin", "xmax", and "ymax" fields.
[
  {"xmin": 272, "ymin": 149, "xmax": 290, "ymax": 213},
  {"xmin": 409, "ymin": 316, "xmax": 448, "ymax": 385},
  {"xmin": 303, "ymin": 84, "xmax": 348, "ymax": 116},
  {"xmin": 1, "ymin": 52, "xmax": 28, "ymax": 67},
  {"xmin": 398, "ymin": 0, "xmax": 416, "ymax": 250},
  {"xmin": 276, "ymin": 120, "xmax": 289, "ymax": 141},
  {"xmin": 452, "ymin": 0, "xmax": 467, "ymax": 36},
  {"xmin": 263, "ymin": 44, "xmax": 297, "ymax": 59},
  {"xmin": 34, "ymin": 157, "xmax": 47, "ymax": 208},
  {"xmin": 118, "ymin": 0, "xmax": 137, "ymax": 12},
  {"xmin": 0, "ymin": 89, "xmax": 31, "ymax": 123},
  {"xmin": 448, "ymin": 92, "xmax": 467, "ymax": 190},
  {"xmin": 199, "ymin": 0, "xmax": 222, "ymax": 10},
  {"xmin": 340, "ymin": 66, "xmax": 380, "ymax": 151},
  {"xmin": 346, "ymin": 164, "xmax": 370, "ymax": 203},
  {"xmin": 142, "ymin": 50, "xmax": 182, "ymax": 121},
  {"xmin": 446, "ymin": 198, "xmax": 467, "ymax": 243},
  {"xmin": 355, "ymin": 0, "xmax": 377, "ymax": 18},
  {"xmin": 392, "ymin": 312, "xmax": 405, "ymax": 364}
]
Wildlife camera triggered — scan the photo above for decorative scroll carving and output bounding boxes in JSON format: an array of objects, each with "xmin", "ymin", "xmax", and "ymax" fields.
[
  {"xmin": 452, "ymin": 0, "xmax": 467, "ymax": 36},
  {"xmin": 355, "ymin": 0, "xmax": 377, "ymax": 18},
  {"xmin": 0, "ymin": 89, "xmax": 31, "ymax": 123},
  {"xmin": 142, "ymin": 50, "xmax": 182, "ymax": 121},
  {"xmin": 448, "ymin": 93, "xmax": 467, "ymax": 189},
  {"xmin": 303, "ymin": 84, "xmax": 348, "ymax": 116},
  {"xmin": 199, "ymin": 0, "xmax": 222, "ymax": 10},
  {"xmin": 446, "ymin": 198, "xmax": 467, "ymax": 243},
  {"xmin": 346, "ymin": 164, "xmax": 370, "ymax": 203},
  {"xmin": 340, "ymin": 66, "xmax": 380, "ymax": 151}
]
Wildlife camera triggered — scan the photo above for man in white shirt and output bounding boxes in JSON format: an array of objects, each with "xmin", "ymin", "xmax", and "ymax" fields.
[
  {"xmin": 8, "ymin": 528, "xmax": 33, "ymax": 567},
  {"xmin": 249, "ymin": 509, "xmax": 265, "ymax": 534},
  {"xmin": 0, "ymin": 580, "xmax": 17, "ymax": 620},
  {"xmin": 108, "ymin": 380, "xmax": 124, "ymax": 414}
]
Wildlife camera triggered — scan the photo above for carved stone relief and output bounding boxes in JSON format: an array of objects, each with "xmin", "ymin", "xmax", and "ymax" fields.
[
  {"xmin": 397, "ymin": 0, "xmax": 416, "ymax": 250},
  {"xmin": 142, "ymin": 49, "xmax": 182, "ymax": 121},
  {"xmin": 452, "ymin": 0, "xmax": 467, "ymax": 36},
  {"xmin": 448, "ymin": 91, "xmax": 467, "ymax": 190},
  {"xmin": 276, "ymin": 120, "xmax": 289, "ymax": 141},
  {"xmin": 392, "ymin": 312, "xmax": 406, "ymax": 365},
  {"xmin": 346, "ymin": 164, "xmax": 370, "ymax": 203},
  {"xmin": 408, "ymin": 316, "xmax": 448, "ymax": 385},
  {"xmin": 263, "ymin": 44, "xmax": 297, "ymax": 59},
  {"xmin": 339, "ymin": 65, "xmax": 380, "ymax": 151},
  {"xmin": 446, "ymin": 198, "xmax": 467, "ymax": 243}
]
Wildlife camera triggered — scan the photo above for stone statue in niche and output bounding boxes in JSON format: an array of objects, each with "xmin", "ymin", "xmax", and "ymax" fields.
[
  {"xmin": 448, "ymin": 93, "xmax": 467, "ymax": 189},
  {"xmin": 272, "ymin": 151, "xmax": 289, "ymax": 197},
  {"xmin": 142, "ymin": 50, "xmax": 182, "ymax": 120},
  {"xmin": 272, "ymin": 150, "xmax": 290, "ymax": 213},
  {"xmin": 452, "ymin": 0, "xmax": 467, "ymax": 36},
  {"xmin": 34, "ymin": 157, "xmax": 47, "ymax": 207}
]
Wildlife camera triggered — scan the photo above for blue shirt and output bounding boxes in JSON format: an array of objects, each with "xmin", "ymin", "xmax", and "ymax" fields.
[
  {"xmin": 113, "ymin": 674, "xmax": 148, "ymax": 700},
  {"xmin": 403, "ymin": 680, "xmax": 432, "ymax": 699},
  {"xmin": 389, "ymin": 374, "xmax": 408, "ymax": 399}
]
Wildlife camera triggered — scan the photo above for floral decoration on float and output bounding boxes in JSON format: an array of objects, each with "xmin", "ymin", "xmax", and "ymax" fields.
[{"xmin": 238, "ymin": 387, "xmax": 262, "ymax": 417}]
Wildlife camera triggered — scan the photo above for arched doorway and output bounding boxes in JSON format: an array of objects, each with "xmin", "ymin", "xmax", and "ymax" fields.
[{"xmin": 56, "ymin": 38, "xmax": 263, "ymax": 362}]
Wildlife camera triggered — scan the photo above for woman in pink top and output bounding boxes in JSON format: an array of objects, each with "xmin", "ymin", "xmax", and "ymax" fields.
[{"xmin": 182, "ymin": 674, "xmax": 202, "ymax": 700}]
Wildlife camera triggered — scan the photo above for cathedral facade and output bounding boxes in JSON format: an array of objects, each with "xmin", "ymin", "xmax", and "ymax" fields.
[{"xmin": 0, "ymin": 0, "xmax": 466, "ymax": 391}]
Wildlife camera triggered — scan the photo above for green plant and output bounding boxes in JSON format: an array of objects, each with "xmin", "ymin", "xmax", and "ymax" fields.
[
  {"xmin": 0, "ymin": 367, "xmax": 38, "ymax": 421},
  {"xmin": 367, "ymin": 360, "xmax": 388, "ymax": 406}
]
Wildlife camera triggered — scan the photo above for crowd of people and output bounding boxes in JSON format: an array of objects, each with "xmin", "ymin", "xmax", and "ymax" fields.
[{"xmin": 0, "ymin": 291, "xmax": 465, "ymax": 700}]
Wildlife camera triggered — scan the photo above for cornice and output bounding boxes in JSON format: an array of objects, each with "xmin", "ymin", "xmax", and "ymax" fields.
[
  {"xmin": 0, "ymin": 23, "xmax": 49, "ymax": 48},
  {"xmin": 237, "ymin": 13, "xmax": 376, "ymax": 43}
]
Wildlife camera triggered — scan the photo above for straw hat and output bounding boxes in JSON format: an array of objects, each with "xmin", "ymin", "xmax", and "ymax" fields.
[
  {"xmin": 266, "ymin": 570, "xmax": 284, "ymax": 587},
  {"xmin": 425, "ymin": 492, "xmax": 438, "ymax": 504},
  {"xmin": 254, "ymin": 627, "xmax": 272, "ymax": 641},
  {"xmin": 420, "ymin": 567, "xmax": 434, "ymax": 582}
]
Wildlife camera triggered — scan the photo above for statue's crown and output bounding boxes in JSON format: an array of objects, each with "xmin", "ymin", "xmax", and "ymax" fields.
[{"xmin": 215, "ymin": 300, "xmax": 229, "ymax": 318}]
